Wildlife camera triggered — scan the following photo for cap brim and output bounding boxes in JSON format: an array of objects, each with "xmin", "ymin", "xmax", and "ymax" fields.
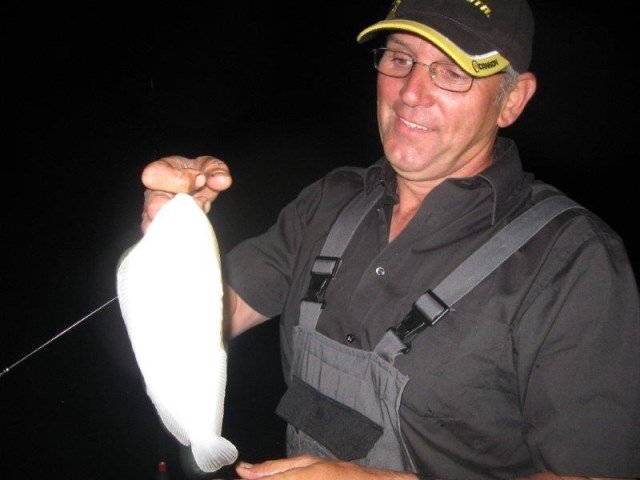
[{"xmin": 357, "ymin": 19, "xmax": 508, "ymax": 78}]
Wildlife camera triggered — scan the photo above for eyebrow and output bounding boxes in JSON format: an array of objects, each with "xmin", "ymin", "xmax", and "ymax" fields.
[
  {"xmin": 386, "ymin": 35, "xmax": 412, "ymax": 50},
  {"xmin": 386, "ymin": 34, "xmax": 455, "ymax": 65}
]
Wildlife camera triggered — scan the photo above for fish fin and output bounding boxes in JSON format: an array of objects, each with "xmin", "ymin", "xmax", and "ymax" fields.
[{"xmin": 191, "ymin": 435, "xmax": 239, "ymax": 473}]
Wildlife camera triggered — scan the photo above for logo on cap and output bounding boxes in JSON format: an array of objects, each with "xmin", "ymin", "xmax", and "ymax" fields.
[
  {"xmin": 466, "ymin": 0, "xmax": 492, "ymax": 19},
  {"xmin": 386, "ymin": 0, "xmax": 403, "ymax": 20},
  {"xmin": 472, "ymin": 59, "xmax": 500, "ymax": 72}
]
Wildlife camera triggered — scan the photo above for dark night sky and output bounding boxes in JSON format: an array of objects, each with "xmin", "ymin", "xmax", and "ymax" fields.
[{"xmin": 2, "ymin": 2, "xmax": 638, "ymax": 480}]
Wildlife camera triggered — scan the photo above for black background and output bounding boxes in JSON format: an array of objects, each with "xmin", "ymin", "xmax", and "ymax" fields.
[{"xmin": 2, "ymin": 2, "xmax": 638, "ymax": 480}]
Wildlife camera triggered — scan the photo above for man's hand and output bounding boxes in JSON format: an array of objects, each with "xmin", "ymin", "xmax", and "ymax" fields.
[
  {"xmin": 140, "ymin": 155, "xmax": 232, "ymax": 233},
  {"xmin": 227, "ymin": 457, "xmax": 631, "ymax": 480},
  {"xmin": 232, "ymin": 455, "xmax": 418, "ymax": 479}
]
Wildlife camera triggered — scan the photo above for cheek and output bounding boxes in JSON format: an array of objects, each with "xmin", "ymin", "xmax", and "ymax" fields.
[
  {"xmin": 376, "ymin": 79, "xmax": 398, "ymax": 136},
  {"xmin": 377, "ymin": 75, "xmax": 400, "ymax": 109},
  {"xmin": 376, "ymin": 99, "xmax": 390, "ymax": 131}
]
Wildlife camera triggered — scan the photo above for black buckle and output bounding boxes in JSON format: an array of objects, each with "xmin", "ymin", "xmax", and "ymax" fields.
[
  {"xmin": 391, "ymin": 289, "xmax": 450, "ymax": 353},
  {"xmin": 304, "ymin": 256, "xmax": 341, "ymax": 304}
]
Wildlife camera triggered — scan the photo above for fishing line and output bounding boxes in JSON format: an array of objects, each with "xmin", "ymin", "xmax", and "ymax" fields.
[{"xmin": 0, "ymin": 295, "xmax": 119, "ymax": 379}]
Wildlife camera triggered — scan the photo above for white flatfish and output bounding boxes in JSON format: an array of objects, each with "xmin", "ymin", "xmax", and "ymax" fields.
[{"xmin": 116, "ymin": 193, "xmax": 238, "ymax": 472}]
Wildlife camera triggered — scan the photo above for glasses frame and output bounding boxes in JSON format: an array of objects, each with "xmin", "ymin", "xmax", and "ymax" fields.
[{"xmin": 371, "ymin": 47, "xmax": 475, "ymax": 93}]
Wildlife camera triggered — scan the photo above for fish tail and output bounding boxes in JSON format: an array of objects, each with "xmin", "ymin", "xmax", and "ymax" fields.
[{"xmin": 191, "ymin": 435, "xmax": 239, "ymax": 473}]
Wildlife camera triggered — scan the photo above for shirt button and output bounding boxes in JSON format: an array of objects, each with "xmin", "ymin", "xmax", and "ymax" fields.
[
  {"xmin": 375, "ymin": 266, "xmax": 385, "ymax": 276},
  {"xmin": 346, "ymin": 333, "xmax": 356, "ymax": 343}
]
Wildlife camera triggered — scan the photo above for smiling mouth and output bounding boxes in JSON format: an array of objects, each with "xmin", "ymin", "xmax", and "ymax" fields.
[{"xmin": 400, "ymin": 117, "xmax": 431, "ymax": 131}]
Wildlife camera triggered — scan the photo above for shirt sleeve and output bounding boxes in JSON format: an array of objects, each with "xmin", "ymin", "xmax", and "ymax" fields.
[
  {"xmin": 514, "ymin": 224, "xmax": 640, "ymax": 476},
  {"xmin": 223, "ymin": 178, "xmax": 324, "ymax": 319}
]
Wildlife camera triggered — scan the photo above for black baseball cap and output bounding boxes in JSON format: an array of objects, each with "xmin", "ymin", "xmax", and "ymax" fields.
[{"xmin": 357, "ymin": 0, "xmax": 534, "ymax": 77}]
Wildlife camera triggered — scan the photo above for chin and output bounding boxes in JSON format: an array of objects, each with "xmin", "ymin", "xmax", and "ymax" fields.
[
  {"xmin": 387, "ymin": 156, "xmax": 427, "ymax": 178},
  {"xmin": 385, "ymin": 142, "xmax": 423, "ymax": 169}
]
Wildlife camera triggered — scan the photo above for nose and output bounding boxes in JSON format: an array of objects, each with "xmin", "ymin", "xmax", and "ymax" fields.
[{"xmin": 400, "ymin": 63, "xmax": 437, "ymax": 107}]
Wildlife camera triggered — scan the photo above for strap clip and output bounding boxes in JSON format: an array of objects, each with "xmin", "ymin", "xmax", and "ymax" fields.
[
  {"xmin": 304, "ymin": 256, "xmax": 341, "ymax": 304},
  {"xmin": 391, "ymin": 289, "xmax": 450, "ymax": 352}
]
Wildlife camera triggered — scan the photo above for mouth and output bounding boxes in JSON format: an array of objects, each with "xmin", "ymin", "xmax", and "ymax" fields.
[{"xmin": 399, "ymin": 116, "xmax": 431, "ymax": 132}]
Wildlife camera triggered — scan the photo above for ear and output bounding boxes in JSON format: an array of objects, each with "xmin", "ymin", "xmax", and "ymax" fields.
[{"xmin": 497, "ymin": 72, "xmax": 537, "ymax": 128}]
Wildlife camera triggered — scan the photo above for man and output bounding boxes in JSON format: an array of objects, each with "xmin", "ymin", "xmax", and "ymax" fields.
[{"xmin": 140, "ymin": 0, "xmax": 640, "ymax": 478}]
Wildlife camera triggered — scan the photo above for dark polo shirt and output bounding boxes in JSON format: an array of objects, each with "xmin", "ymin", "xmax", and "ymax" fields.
[{"xmin": 226, "ymin": 137, "xmax": 640, "ymax": 479}]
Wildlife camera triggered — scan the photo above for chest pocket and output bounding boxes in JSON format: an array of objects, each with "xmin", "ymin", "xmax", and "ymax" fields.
[{"xmin": 277, "ymin": 375, "xmax": 383, "ymax": 460}]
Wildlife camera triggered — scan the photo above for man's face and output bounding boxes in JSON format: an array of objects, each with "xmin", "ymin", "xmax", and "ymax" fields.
[{"xmin": 377, "ymin": 33, "xmax": 507, "ymax": 184}]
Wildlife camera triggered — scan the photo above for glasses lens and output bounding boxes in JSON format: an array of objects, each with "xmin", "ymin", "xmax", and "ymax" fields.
[
  {"xmin": 373, "ymin": 49, "xmax": 413, "ymax": 78},
  {"xmin": 431, "ymin": 62, "xmax": 473, "ymax": 92},
  {"xmin": 372, "ymin": 49, "xmax": 474, "ymax": 92}
]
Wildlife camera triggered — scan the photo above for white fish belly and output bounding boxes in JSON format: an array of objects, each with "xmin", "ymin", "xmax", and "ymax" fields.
[{"xmin": 116, "ymin": 193, "xmax": 238, "ymax": 472}]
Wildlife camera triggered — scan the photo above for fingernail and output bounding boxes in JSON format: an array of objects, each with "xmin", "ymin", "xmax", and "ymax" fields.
[
  {"xmin": 195, "ymin": 174, "xmax": 206, "ymax": 189},
  {"xmin": 238, "ymin": 462, "xmax": 253, "ymax": 469}
]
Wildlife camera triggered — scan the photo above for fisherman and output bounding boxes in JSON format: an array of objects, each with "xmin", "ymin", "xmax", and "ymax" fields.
[{"xmin": 139, "ymin": 0, "xmax": 640, "ymax": 478}]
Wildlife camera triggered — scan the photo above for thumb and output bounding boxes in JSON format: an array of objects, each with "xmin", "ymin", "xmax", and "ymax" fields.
[
  {"xmin": 235, "ymin": 457, "xmax": 320, "ymax": 479},
  {"xmin": 236, "ymin": 460, "xmax": 281, "ymax": 479}
]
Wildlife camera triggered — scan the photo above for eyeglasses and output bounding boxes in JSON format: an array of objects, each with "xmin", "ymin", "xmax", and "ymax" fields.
[{"xmin": 372, "ymin": 48, "xmax": 474, "ymax": 93}]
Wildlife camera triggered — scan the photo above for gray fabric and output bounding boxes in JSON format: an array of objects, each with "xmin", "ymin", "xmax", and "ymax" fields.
[
  {"xmin": 310, "ymin": 257, "xmax": 341, "ymax": 276},
  {"xmin": 428, "ymin": 194, "xmax": 582, "ymax": 310},
  {"xmin": 373, "ymin": 329, "xmax": 408, "ymax": 363},
  {"xmin": 300, "ymin": 186, "xmax": 386, "ymax": 330},
  {"xmin": 283, "ymin": 326, "xmax": 417, "ymax": 472},
  {"xmin": 299, "ymin": 300, "xmax": 324, "ymax": 329},
  {"xmin": 319, "ymin": 186, "xmax": 385, "ymax": 258},
  {"xmin": 276, "ymin": 375, "xmax": 383, "ymax": 460}
]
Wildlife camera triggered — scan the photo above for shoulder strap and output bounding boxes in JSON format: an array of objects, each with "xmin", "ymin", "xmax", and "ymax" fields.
[
  {"xmin": 376, "ymin": 194, "xmax": 583, "ymax": 360},
  {"xmin": 299, "ymin": 185, "xmax": 385, "ymax": 328}
]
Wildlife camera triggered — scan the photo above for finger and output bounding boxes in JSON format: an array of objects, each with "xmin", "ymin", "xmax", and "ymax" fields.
[
  {"xmin": 192, "ymin": 156, "xmax": 233, "ymax": 213},
  {"xmin": 141, "ymin": 156, "xmax": 206, "ymax": 194},
  {"xmin": 235, "ymin": 457, "xmax": 320, "ymax": 479},
  {"xmin": 144, "ymin": 190, "xmax": 174, "ymax": 219},
  {"xmin": 236, "ymin": 461, "xmax": 276, "ymax": 479},
  {"xmin": 141, "ymin": 210, "xmax": 151, "ymax": 234},
  {"xmin": 141, "ymin": 190, "xmax": 174, "ymax": 233},
  {"xmin": 198, "ymin": 156, "xmax": 233, "ymax": 193}
]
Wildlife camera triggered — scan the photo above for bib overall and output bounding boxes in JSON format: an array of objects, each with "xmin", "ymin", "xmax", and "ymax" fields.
[{"xmin": 276, "ymin": 187, "xmax": 580, "ymax": 473}]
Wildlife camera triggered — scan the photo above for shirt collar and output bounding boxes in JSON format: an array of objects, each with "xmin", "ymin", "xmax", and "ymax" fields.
[
  {"xmin": 477, "ymin": 137, "xmax": 527, "ymax": 224},
  {"xmin": 365, "ymin": 137, "xmax": 526, "ymax": 224},
  {"xmin": 364, "ymin": 157, "xmax": 397, "ymax": 199}
]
